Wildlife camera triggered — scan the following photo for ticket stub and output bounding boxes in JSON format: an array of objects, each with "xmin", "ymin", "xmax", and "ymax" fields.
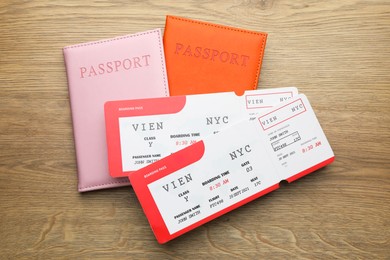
[
  {"xmin": 105, "ymin": 87, "xmax": 297, "ymax": 177},
  {"xmin": 129, "ymin": 94, "xmax": 334, "ymax": 243}
]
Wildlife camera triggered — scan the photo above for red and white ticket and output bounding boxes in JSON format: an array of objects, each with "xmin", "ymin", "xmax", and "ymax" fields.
[
  {"xmin": 129, "ymin": 94, "xmax": 334, "ymax": 243},
  {"xmin": 105, "ymin": 87, "xmax": 297, "ymax": 177}
]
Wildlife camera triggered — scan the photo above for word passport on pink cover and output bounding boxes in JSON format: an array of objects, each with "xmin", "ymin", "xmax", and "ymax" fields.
[{"xmin": 63, "ymin": 29, "xmax": 169, "ymax": 192}]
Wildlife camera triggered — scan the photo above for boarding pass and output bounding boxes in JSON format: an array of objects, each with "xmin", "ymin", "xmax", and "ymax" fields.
[
  {"xmin": 105, "ymin": 87, "xmax": 297, "ymax": 177},
  {"xmin": 129, "ymin": 94, "xmax": 334, "ymax": 243}
]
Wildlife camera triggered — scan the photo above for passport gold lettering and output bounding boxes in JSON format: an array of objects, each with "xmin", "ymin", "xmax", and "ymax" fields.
[
  {"xmin": 175, "ymin": 42, "xmax": 250, "ymax": 66},
  {"xmin": 80, "ymin": 54, "xmax": 151, "ymax": 78}
]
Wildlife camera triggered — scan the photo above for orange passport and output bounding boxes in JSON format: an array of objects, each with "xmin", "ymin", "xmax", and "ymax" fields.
[{"xmin": 164, "ymin": 15, "xmax": 267, "ymax": 96}]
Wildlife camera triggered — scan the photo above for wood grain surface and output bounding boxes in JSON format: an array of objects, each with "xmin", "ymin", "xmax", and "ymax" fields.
[{"xmin": 1, "ymin": 0, "xmax": 389, "ymax": 259}]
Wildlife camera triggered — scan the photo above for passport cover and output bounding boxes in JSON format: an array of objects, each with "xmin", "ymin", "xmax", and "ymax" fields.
[
  {"xmin": 164, "ymin": 15, "xmax": 267, "ymax": 96},
  {"xmin": 63, "ymin": 29, "xmax": 169, "ymax": 192}
]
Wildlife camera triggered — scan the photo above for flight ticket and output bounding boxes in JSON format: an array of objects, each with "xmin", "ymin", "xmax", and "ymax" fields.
[
  {"xmin": 128, "ymin": 94, "xmax": 334, "ymax": 243},
  {"xmin": 105, "ymin": 87, "xmax": 297, "ymax": 177}
]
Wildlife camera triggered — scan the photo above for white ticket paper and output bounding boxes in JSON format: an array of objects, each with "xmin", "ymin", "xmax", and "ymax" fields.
[
  {"xmin": 105, "ymin": 87, "xmax": 298, "ymax": 177},
  {"xmin": 129, "ymin": 94, "xmax": 334, "ymax": 243}
]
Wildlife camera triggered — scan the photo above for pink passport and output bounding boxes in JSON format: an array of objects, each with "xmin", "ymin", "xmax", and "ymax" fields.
[{"xmin": 63, "ymin": 29, "xmax": 169, "ymax": 192}]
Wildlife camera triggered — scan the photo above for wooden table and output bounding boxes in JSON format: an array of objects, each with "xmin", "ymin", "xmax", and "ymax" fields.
[{"xmin": 1, "ymin": 1, "xmax": 389, "ymax": 258}]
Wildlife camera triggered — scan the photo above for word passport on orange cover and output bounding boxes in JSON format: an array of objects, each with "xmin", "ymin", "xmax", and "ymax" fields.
[{"xmin": 164, "ymin": 15, "xmax": 267, "ymax": 96}]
